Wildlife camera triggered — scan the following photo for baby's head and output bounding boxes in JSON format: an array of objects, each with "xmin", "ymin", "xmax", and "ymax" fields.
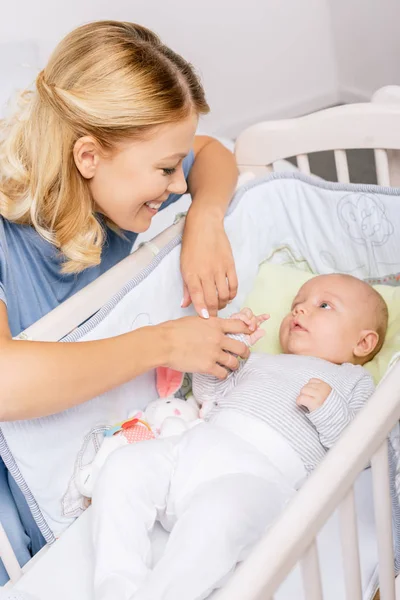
[{"xmin": 279, "ymin": 274, "xmax": 388, "ymax": 365}]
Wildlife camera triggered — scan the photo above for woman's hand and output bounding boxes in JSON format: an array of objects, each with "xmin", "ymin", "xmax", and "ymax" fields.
[
  {"xmin": 160, "ymin": 315, "xmax": 250, "ymax": 379},
  {"xmin": 180, "ymin": 208, "xmax": 238, "ymax": 318}
]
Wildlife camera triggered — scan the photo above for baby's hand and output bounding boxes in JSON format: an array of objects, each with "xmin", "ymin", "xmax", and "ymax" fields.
[
  {"xmin": 231, "ymin": 308, "xmax": 269, "ymax": 346},
  {"xmin": 296, "ymin": 378, "xmax": 332, "ymax": 412}
]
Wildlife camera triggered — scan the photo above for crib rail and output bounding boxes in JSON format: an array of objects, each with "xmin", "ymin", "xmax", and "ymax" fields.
[
  {"xmin": 215, "ymin": 361, "xmax": 400, "ymax": 600},
  {"xmin": 235, "ymin": 103, "xmax": 400, "ymax": 186},
  {"xmin": 16, "ymin": 220, "xmax": 186, "ymax": 344}
]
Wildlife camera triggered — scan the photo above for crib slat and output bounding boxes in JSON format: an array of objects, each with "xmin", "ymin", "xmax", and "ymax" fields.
[
  {"xmin": 334, "ymin": 149, "xmax": 350, "ymax": 183},
  {"xmin": 296, "ymin": 154, "xmax": 311, "ymax": 175},
  {"xmin": 339, "ymin": 488, "xmax": 362, "ymax": 599},
  {"xmin": 371, "ymin": 442, "xmax": 396, "ymax": 600},
  {"xmin": 374, "ymin": 149, "xmax": 391, "ymax": 186},
  {"xmin": 300, "ymin": 541, "xmax": 323, "ymax": 600},
  {"xmin": 239, "ymin": 165, "xmax": 272, "ymax": 177},
  {"xmin": 0, "ymin": 522, "xmax": 23, "ymax": 583}
]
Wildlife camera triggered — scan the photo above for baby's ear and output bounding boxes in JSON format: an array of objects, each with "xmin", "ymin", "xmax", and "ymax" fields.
[{"xmin": 353, "ymin": 330, "xmax": 379, "ymax": 360}]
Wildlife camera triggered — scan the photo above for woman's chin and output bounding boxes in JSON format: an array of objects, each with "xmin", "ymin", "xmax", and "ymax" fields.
[{"xmin": 119, "ymin": 211, "xmax": 154, "ymax": 233}]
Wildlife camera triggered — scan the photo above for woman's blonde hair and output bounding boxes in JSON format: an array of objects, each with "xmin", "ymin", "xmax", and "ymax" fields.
[{"xmin": 0, "ymin": 21, "xmax": 209, "ymax": 272}]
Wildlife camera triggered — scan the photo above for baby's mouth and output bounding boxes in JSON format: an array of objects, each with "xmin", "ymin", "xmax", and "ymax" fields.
[{"xmin": 291, "ymin": 319, "xmax": 307, "ymax": 332}]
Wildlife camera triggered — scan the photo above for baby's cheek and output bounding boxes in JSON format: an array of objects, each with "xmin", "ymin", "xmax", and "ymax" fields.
[
  {"xmin": 279, "ymin": 320, "xmax": 290, "ymax": 348},
  {"xmin": 278, "ymin": 320, "xmax": 286, "ymax": 342}
]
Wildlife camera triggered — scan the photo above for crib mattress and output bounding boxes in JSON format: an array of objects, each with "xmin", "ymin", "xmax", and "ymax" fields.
[{"xmin": 4, "ymin": 469, "xmax": 379, "ymax": 600}]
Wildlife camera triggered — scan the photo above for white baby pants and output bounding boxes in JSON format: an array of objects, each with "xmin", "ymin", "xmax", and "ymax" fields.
[{"xmin": 92, "ymin": 416, "xmax": 306, "ymax": 600}]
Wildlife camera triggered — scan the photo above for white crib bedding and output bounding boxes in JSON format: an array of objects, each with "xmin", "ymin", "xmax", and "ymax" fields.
[
  {"xmin": 2, "ymin": 172, "xmax": 400, "ymax": 598},
  {"xmin": 131, "ymin": 159, "xmax": 299, "ymax": 251},
  {"xmin": 5, "ymin": 470, "xmax": 378, "ymax": 600}
]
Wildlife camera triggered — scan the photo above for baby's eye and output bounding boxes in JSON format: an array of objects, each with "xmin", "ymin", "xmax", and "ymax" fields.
[
  {"xmin": 319, "ymin": 302, "xmax": 331, "ymax": 310},
  {"xmin": 162, "ymin": 167, "xmax": 176, "ymax": 176}
]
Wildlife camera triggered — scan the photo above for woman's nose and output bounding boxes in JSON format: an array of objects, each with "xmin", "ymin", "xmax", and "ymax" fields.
[{"xmin": 167, "ymin": 167, "xmax": 187, "ymax": 196}]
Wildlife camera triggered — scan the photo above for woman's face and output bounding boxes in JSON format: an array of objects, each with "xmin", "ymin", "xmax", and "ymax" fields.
[{"xmin": 76, "ymin": 113, "xmax": 198, "ymax": 232}]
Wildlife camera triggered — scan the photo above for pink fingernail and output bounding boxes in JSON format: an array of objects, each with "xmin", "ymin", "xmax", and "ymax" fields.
[{"xmin": 201, "ymin": 309, "xmax": 210, "ymax": 319}]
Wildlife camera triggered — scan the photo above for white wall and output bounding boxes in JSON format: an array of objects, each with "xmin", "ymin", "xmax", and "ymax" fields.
[
  {"xmin": 0, "ymin": 0, "xmax": 337, "ymax": 136},
  {"xmin": 328, "ymin": 0, "xmax": 400, "ymax": 102},
  {"xmin": 6, "ymin": 0, "xmax": 399, "ymax": 136}
]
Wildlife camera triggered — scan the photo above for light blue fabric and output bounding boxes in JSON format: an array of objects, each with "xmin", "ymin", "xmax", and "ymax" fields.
[
  {"xmin": 0, "ymin": 465, "xmax": 46, "ymax": 584},
  {"xmin": 0, "ymin": 149, "xmax": 194, "ymax": 582},
  {"xmin": 0, "ymin": 459, "xmax": 30, "ymax": 584}
]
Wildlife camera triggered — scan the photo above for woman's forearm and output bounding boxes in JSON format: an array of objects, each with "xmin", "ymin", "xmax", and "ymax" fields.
[
  {"xmin": 0, "ymin": 325, "xmax": 169, "ymax": 421},
  {"xmin": 180, "ymin": 137, "xmax": 239, "ymax": 315},
  {"xmin": 188, "ymin": 136, "xmax": 238, "ymax": 218}
]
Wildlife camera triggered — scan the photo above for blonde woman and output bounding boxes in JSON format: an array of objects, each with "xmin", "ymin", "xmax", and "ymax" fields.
[{"xmin": 0, "ymin": 21, "xmax": 250, "ymax": 581}]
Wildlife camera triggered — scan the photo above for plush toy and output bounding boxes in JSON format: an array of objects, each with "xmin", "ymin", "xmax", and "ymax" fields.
[
  {"xmin": 145, "ymin": 366, "xmax": 200, "ymax": 436},
  {"xmin": 73, "ymin": 367, "xmax": 200, "ymax": 500}
]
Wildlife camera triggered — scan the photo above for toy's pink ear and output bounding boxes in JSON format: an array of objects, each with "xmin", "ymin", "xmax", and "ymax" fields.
[{"xmin": 156, "ymin": 367, "xmax": 184, "ymax": 398}]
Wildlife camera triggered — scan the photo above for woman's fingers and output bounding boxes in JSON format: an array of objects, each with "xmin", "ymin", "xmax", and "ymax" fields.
[
  {"xmin": 222, "ymin": 336, "xmax": 250, "ymax": 359},
  {"xmin": 227, "ymin": 265, "xmax": 238, "ymax": 302},
  {"xmin": 201, "ymin": 278, "xmax": 219, "ymax": 317},
  {"xmin": 217, "ymin": 351, "xmax": 240, "ymax": 372},
  {"xmin": 215, "ymin": 272, "xmax": 230, "ymax": 310},
  {"xmin": 221, "ymin": 318, "xmax": 251, "ymax": 336},
  {"xmin": 184, "ymin": 275, "xmax": 209, "ymax": 319},
  {"xmin": 181, "ymin": 282, "xmax": 192, "ymax": 309}
]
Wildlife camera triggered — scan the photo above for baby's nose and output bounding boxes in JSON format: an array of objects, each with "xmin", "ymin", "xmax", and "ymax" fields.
[{"xmin": 293, "ymin": 305, "xmax": 305, "ymax": 315}]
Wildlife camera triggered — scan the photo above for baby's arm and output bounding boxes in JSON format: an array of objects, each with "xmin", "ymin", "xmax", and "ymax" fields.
[
  {"xmin": 299, "ymin": 372, "xmax": 375, "ymax": 449},
  {"xmin": 192, "ymin": 309, "xmax": 268, "ymax": 413},
  {"xmin": 192, "ymin": 368, "xmax": 234, "ymax": 416}
]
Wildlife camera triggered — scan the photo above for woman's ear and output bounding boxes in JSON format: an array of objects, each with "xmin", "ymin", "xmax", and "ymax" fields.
[
  {"xmin": 73, "ymin": 136, "xmax": 101, "ymax": 179},
  {"xmin": 353, "ymin": 329, "xmax": 379, "ymax": 360}
]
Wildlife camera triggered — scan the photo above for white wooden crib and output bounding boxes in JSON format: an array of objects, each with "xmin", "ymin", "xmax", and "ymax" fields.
[
  {"xmin": 219, "ymin": 88, "xmax": 400, "ymax": 600},
  {"xmin": 1, "ymin": 87, "xmax": 400, "ymax": 600}
]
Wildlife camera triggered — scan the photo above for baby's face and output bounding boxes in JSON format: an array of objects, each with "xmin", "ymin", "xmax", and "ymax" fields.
[{"xmin": 279, "ymin": 275, "xmax": 377, "ymax": 364}]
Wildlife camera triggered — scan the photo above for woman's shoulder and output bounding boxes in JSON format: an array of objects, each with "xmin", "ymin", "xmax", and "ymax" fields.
[{"xmin": 0, "ymin": 215, "xmax": 55, "ymax": 257}]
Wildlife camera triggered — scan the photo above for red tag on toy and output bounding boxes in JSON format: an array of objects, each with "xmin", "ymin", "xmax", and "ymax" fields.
[
  {"xmin": 121, "ymin": 418, "xmax": 139, "ymax": 430},
  {"xmin": 122, "ymin": 424, "xmax": 155, "ymax": 444}
]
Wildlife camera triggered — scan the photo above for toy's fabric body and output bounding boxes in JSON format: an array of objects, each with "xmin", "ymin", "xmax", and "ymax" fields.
[{"xmin": 68, "ymin": 369, "xmax": 199, "ymax": 503}]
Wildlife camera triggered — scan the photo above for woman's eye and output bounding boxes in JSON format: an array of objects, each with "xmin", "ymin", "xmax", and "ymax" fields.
[
  {"xmin": 162, "ymin": 167, "xmax": 176, "ymax": 176},
  {"xmin": 320, "ymin": 302, "xmax": 331, "ymax": 309}
]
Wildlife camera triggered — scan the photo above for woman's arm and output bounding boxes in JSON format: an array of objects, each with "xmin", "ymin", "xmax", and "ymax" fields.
[
  {"xmin": 0, "ymin": 303, "xmax": 250, "ymax": 421},
  {"xmin": 188, "ymin": 136, "xmax": 238, "ymax": 216},
  {"xmin": 181, "ymin": 135, "xmax": 239, "ymax": 317}
]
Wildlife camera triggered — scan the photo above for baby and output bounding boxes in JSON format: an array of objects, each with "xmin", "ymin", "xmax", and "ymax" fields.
[{"xmin": 92, "ymin": 273, "xmax": 388, "ymax": 600}]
